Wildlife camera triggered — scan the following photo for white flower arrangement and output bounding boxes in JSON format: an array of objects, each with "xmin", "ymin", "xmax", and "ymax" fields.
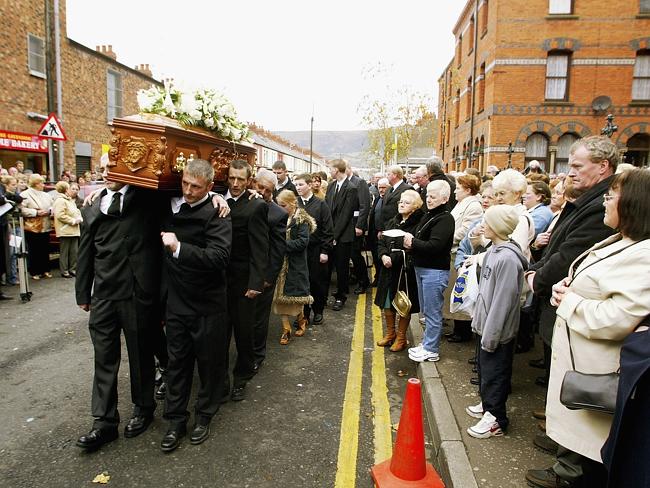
[{"xmin": 137, "ymin": 81, "xmax": 252, "ymax": 143}]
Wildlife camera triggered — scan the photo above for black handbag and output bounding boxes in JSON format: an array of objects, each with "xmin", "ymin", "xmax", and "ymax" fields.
[{"xmin": 559, "ymin": 322, "xmax": 619, "ymax": 414}]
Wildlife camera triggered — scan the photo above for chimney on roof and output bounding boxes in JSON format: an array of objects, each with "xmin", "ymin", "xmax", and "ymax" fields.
[
  {"xmin": 95, "ymin": 44, "xmax": 117, "ymax": 60},
  {"xmin": 135, "ymin": 63, "xmax": 153, "ymax": 77}
]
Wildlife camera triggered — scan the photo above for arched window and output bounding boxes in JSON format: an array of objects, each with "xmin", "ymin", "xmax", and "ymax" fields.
[
  {"xmin": 525, "ymin": 133, "xmax": 549, "ymax": 170},
  {"xmin": 480, "ymin": 0, "xmax": 489, "ymax": 36},
  {"xmin": 626, "ymin": 133, "xmax": 650, "ymax": 167},
  {"xmin": 555, "ymin": 133, "xmax": 579, "ymax": 174}
]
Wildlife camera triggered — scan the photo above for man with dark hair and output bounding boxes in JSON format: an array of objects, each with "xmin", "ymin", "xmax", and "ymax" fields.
[
  {"xmin": 159, "ymin": 159, "xmax": 232, "ymax": 452},
  {"xmin": 272, "ymin": 160, "xmax": 297, "ymax": 199},
  {"xmin": 525, "ymin": 135, "xmax": 618, "ymax": 488},
  {"xmin": 224, "ymin": 160, "xmax": 269, "ymax": 401},
  {"xmin": 426, "ymin": 157, "xmax": 456, "ymax": 210},
  {"xmin": 295, "ymin": 172, "xmax": 333, "ymax": 324},
  {"xmin": 251, "ymin": 168, "xmax": 287, "ymax": 371},
  {"xmin": 346, "ymin": 163, "xmax": 371, "ymax": 294},
  {"xmin": 325, "ymin": 159, "xmax": 358, "ymax": 311}
]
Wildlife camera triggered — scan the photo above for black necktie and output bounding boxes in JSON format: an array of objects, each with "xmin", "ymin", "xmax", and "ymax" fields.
[
  {"xmin": 303, "ymin": 198, "xmax": 310, "ymax": 206},
  {"xmin": 107, "ymin": 192, "xmax": 121, "ymax": 217},
  {"xmin": 335, "ymin": 184, "xmax": 340, "ymax": 198},
  {"xmin": 178, "ymin": 202, "xmax": 191, "ymax": 215}
]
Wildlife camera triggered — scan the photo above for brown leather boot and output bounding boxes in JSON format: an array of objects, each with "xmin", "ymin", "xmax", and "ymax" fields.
[
  {"xmin": 390, "ymin": 316, "xmax": 410, "ymax": 352},
  {"xmin": 294, "ymin": 314, "xmax": 308, "ymax": 337},
  {"xmin": 280, "ymin": 317, "xmax": 291, "ymax": 345},
  {"xmin": 377, "ymin": 309, "xmax": 396, "ymax": 346}
]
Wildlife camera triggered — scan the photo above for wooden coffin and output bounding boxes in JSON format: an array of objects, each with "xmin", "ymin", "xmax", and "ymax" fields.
[{"xmin": 106, "ymin": 114, "xmax": 256, "ymax": 191}]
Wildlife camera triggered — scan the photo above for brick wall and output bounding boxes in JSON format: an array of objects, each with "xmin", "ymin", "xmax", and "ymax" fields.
[{"xmin": 438, "ymin": 0, "xmax": 650, "ymax": 173}]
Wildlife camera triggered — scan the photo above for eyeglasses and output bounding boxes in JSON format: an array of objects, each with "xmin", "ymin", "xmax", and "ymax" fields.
[{"xmin": 603, "ymin": 193, "xmax": 617, "ymax": 202}]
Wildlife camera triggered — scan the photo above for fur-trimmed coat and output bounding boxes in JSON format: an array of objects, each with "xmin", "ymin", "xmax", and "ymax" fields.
[{"xmin": 274, "ymin": 207, "xmax": 316, "ymax": 304}]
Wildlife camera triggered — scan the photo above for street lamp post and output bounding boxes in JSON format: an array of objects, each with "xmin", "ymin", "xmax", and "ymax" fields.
[
  {"xmin": 309, "ymin": 115, "xmax": 314, "ymax": 173},
  {"xmin": 507, "ymin": 141, "xmax": 513, "ymax": 169},
  {"xmin": 601, "ymin": 114, "xmax": 618, "ymax": 138}
]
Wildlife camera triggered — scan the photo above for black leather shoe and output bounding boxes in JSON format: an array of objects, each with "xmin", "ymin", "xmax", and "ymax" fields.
[
  {"xmin": 535, "ymin": 376, "xmax": 548, "ymax": 387},
  {"xmin": 76, "ymin": 427, "xmax": 118, "ymax": 451},
  {"xmin": 525, "ymin": 467, "xmax": 574, "ymax": 488},
  {"xmin": 155, "ymin": 382, "xmax": 167, "ymax": 400},
  {"xmin": 190, "ymin": 423, "xmax": 210, "ymax": 445},
  {"xmin": 529, "ymin": 358, "xmax": 546, "ymax": 369},
  {"xmin": 447, "ymin": 334, "xmax": 471, "ymax": 343},
  {"xmin": 312, "ymin": 313, "xmax": 323, "ymax": 325},
  {"xmin": 332, "ymin": 299, "xmax": 345, "ymax": 311},
  {"xmin": 353, "ymin": 285, "xmax": 368, "ymax": 295},
  {"xmin": 472, "ymin": 365, "xmax": 478, "ymax": 373},
  {"xmin": 468, "ymin": 357, "xmax": 477, "ymax": 365},
  {"xmin": 252, "ymin": 359, "xmax": 264, "ymax": 373},
  {"xmin": 533, "ymin": 433, "xmax": 559, "ymax": 455},
  {"xmin": 124, "ymin": 415, "xmax": 153, "ymax": 438},
  {"xmin": 470, "ymin": 377, "xmax": 480, "ymax": 386},
  {"xmin": 160, "ymin": 427, "xmax": 186, "ymax": 453},
  {"xmin": 0, "ymin": 293, "xmax": 13, "ymax": 301},
  {"xmin": 231, "ymin": 386, "xmax": 246, "ymax": 402}
]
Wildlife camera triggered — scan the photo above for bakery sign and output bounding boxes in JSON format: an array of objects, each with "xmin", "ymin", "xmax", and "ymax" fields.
[{"xmin": 0, "ymin": 130, "xmax": 49, "ymax": 153}]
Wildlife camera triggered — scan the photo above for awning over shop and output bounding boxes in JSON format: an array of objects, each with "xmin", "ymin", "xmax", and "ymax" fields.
[{"xmin": 0, "ymin": 130, "xmax": 49, "ymax": 153}]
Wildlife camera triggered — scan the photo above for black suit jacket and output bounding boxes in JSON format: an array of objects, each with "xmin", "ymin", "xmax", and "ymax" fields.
[
  {"xmin": 273, "ymin": 179, "xmax": 298, "ymax": 200},
  {"xmin": 265, "ymin": 201, "xmax": 288, "ymax": 284},
  {"xmin": 299, "ymin": 196, "xmax": 334, "ymax": 254},
  {"xmin": 325, "ymin": 178, "xmax": 358, "ymax": 244},
  {"xmin": 349, "ymin": 175, "xmax": 371, "ymax": 232},
  {"xmin": 76, "ymin": 187, "xmax": 164, "ymax": 305},
  {"xmin": 227, "ymin": 191, "xmax": 269, "ymax": 292},
  {"xmin": 379, "ymin": 181, "xmax": 412, "ymax": 231},
  {"xmin": 160, "ymin": 198, "xmax": 232, "ymax": 316}
]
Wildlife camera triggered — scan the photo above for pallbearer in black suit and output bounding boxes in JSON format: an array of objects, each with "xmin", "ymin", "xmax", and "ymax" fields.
[
  {"xmin": 75, "ymin": 158, "xmax": 163, "ymax": 451},
  {"xmin": 272, "ymin": 160, "xmax": 298, "ymax": 200},
  {"xmin": 325, "ymin": 159, "xmax": 358, "ymax": 311},
  {"xmin": 158, "ymin": 159, "xmax": 232, "ymax": 452},
  {"xmin": 225, "ymin": 160, "xmax": 269, "ymax": 402},
  {"xmin": 251, "ymin": 168, "xmax": 288, "ymax": 371},
  {"xmin": 294, "ymin": 173, "xmax": 333, "ymax": 325},
  {"xmin": 346, "ymin": 163, "xmax": 371, "ymax": 294}
]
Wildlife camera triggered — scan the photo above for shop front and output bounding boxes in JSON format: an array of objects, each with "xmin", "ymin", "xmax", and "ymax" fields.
[{"xmin": 0, "ymin": 129, "xmax": 49, "ymax": 174}]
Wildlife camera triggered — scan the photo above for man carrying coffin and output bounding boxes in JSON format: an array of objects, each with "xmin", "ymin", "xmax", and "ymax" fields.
[{"xmin": 159, "ymin": 158, "xmax": 232, "ymax": 452}]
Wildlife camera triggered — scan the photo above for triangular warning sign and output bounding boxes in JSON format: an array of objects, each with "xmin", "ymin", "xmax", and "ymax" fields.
[{"xmin": 38, "ymin": 113, "xmax": 67, "ymax": 141}]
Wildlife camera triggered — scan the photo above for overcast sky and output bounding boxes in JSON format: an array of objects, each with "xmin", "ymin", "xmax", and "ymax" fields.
[{"xmin": 66, "ymin": 1, "xmax": 465, "ymax": 132}]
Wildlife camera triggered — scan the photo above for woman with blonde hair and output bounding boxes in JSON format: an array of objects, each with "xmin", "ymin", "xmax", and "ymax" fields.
[
  {"xmin": 273, "ymin": 190, "xmax": 316, "ymax": 344},
  {"xmin": 53, "ymin": 180, "xmax": 83, "ymax": 277},
  {"xmin": 20, "ymin": 173, "xmax": 54, "ymax": 279}
]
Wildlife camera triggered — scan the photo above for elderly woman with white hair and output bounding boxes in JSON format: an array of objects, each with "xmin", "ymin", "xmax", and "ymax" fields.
[
  {"xmin": 20, "ymin": 173, "xmax": 54, "ymax": 279},
  {"xmin": 403, "ymin": 180, "xmax": 455, "ymax": 362}
]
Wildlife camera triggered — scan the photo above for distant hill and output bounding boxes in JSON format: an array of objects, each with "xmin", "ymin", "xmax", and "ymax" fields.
[{"xmin": 275, "ymin": 130, "xmax": 369, "ymax": 159}]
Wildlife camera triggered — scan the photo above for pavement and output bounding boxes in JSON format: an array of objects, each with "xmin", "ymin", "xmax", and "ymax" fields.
[{"xmin": 409, "ymin": 317, "xmax": 555, "ymax": 488}]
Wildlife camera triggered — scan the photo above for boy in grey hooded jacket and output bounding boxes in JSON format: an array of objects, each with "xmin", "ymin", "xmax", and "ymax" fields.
[{"xmin": 466, "ymin": 205, "xmax": 528, "ymax": 439}]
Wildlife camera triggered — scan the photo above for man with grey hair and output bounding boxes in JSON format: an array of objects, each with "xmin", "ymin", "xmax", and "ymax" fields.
[
  {"xmin": 251, "ymin": 168, "xmax": 288, "ymax": 371},
  {"xmin": 426, "ymin": 157, "xmax": 456, "ymax": 209},
  {"xmin": 379, "ymin": 165, "xmax": 411, "ymax": 230},
  {"xmin": 486, "ymin": 165, "xmax": 499, "ymax": 178},
  {"xmin": 159, "ymin": 159, "xmax": 232, "ymax": 452},
  {"xmin": 525, "ymin": 135, "xmax": 618, "ymax": 488}
]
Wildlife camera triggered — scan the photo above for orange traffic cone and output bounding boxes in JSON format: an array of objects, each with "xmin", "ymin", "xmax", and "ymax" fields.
[{"xmin": 371, "ymin": 378, "xmax": 445, "ymax": 487}]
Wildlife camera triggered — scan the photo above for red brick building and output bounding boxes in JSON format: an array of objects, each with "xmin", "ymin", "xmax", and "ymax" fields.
[
  {"xmin": 438, "ymin": 0, "xmax": 650, "ymax": 173},
  {"xmin": 0, "ymin": 0, "xmax": 158, "ymax": 178}
]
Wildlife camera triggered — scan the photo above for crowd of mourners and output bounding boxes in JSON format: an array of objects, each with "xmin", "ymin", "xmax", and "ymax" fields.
[{"xmin": 1, "ymin": 134, "xmax": 649, "ymax": 487}]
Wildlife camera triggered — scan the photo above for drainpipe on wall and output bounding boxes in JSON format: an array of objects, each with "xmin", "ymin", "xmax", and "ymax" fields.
[
  {"xmin": 44, "ymin": 0, "xmax": 55, "ymax": 181},
  {"xmin": 54, "ymin": 0, "xmax": 64, "ymax": 177},
  {"xmin": 468, "ymin": 0, "xmax": 479, "ymax": 170}
]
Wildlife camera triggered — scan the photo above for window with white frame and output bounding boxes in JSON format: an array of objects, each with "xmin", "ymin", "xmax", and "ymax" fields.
[
  {"xmin": 525, "ymin": 133, "xmax": 549, "ymax": 169},
  {"xmin": 549, "ymin": 0, "xmax": 573, "ymax": 14},
  {"xmin": 107, "ymin": 70, "xmax": 123, "ymax": 122},
  {"xmin": 632, "ymin": 51, "xmax": 650, "ymax": 101},
  {"xmin": 27, "ymin": 34, "xmax": 46, "ymax": 77},
  {"xmin": 545, "ymin": 53, "xmax": 570, "ymax": 100}
]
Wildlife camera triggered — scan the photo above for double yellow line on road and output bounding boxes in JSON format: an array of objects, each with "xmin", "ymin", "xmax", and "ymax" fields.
[{"xmin": 334, "ymin": 291, "xmax": 392, "ymax": 488}]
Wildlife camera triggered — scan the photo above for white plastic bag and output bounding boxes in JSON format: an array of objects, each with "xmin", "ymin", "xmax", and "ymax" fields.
[{"xmin": 450, "ymin": 261, "xmax": 479, "ymax": 315}]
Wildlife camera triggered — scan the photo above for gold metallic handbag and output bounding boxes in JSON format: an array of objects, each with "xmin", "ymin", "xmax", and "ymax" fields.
[{"xmin": 392, "ymin": 251, "xmax": 412, "ymax": 317}]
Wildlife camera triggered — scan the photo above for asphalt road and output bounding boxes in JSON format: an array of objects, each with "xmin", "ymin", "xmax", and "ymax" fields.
[{"xmin": 0, "ymin": 277, "xmax": 430, "ymax": 488}]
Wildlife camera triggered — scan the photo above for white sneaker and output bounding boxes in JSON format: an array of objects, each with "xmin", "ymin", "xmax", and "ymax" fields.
[
  {"xmin": 408, "ymin": 348, "xmax": 440, "ymax": 362},
  {"xmin": 407, "ymin": 344, "xmax": 424, "ymax": 355},
  {"xmin": 465, "ymin": 402, "xmax": 484, "ymax": 419},
  {"xmin": 467, "ymin": 411, "xmax": 503, "ymax": 439}
]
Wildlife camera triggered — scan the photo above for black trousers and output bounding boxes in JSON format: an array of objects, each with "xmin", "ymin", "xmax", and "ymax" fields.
[
  {"xmin": 88, "ymin": 295, "xmax": 156, "ymax": 429},
  {"xmin": 25, "ymin": 231, "xmax": 50, "ymax": 276},
  {"xmin": 163, "ymin": 310, "xmax": 228, "ymax": 427},
  {"xmin": 478, "ymin": 338, "xmax": 515, "ymax": 431},
  {"xmin": 350, "ymin": 234, "xmax": 369, "ymax": 287},
  {"xmin": 329, "ymin": 241, "xmax": 352, "ymax": 301},
  {"xmin": 225, "ymin": 283, "xmax": 259, "ymax": 390},
  {"xmin": 304, "ymin": 246, "xmax": 328, "ymax": 316},
  {"xmin": 253, "ymin": 284, "xmax": 275, "ymax": 364}
]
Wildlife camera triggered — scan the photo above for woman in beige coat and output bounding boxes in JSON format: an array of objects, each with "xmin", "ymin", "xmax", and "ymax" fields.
[
  {"xmin": 52, "ymin": 181, "xmax": 82, "ymax": 277},
  {"xmin": 530, "ymin": 169, "xmax": 650, "ymax": 487},
  {"xmin": 20, "ymin": 173, "xmax": 54, "ymax": 279}
]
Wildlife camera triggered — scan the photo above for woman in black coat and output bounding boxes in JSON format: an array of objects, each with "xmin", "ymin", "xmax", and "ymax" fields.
[
  {"xmin": 273, "ymin": 190, "xmax": 316, "ymax": 345},
  {"xmin": 375, "ymin": 189, "xmax": 423, "ymax": 352}
]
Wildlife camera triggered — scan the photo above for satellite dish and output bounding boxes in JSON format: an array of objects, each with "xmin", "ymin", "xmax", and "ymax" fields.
[{"xmin": 591, "ymin": 95, "xmax": 612, "ymax": 113}]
